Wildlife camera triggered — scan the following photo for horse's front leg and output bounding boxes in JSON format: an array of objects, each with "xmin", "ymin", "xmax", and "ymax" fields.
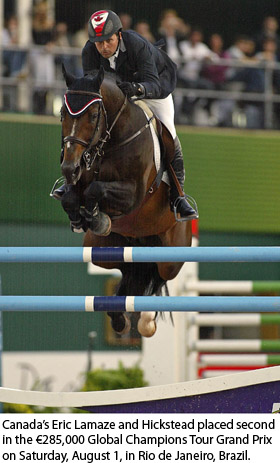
[
  {"xmin": 83, "ymin": 196, "xmax": 112, "ymax": 236},
  {"xmin": 61, "ymin": 185, "xmax": 88, "ymax": 233},
  {"xmin": 84, "ymin": 179, "xmax": 137, "ymax": 235}
]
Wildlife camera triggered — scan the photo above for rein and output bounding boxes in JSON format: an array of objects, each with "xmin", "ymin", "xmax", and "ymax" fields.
[{"xmin": 63, "ymin": 90, "xmax": 155, "ymax": 172}]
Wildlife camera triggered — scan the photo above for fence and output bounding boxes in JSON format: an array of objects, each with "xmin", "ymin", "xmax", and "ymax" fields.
[{"xmin": 185, "ymin": 288, "xmax": 280, "ymax": 380}]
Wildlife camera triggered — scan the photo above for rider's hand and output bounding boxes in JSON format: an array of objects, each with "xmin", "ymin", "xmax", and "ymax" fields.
[{"xmin": 117, "ymin": 81, "xmax": 145, "ymax": 98}]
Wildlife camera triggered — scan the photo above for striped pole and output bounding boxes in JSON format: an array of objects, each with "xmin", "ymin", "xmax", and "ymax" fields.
[
  {"xmin": 0, "ymin": 246, "xmax": 280, "ymax": 262},
  {"xmin": 200, "ymin": 354, "xmax": 280, "ymax": 366},
  {"xmin": 185, "ymin": 280, "xmax": 280, "ymax": 294},
  {"xmin": 0, "ymin": 296, "xmax": 280, "ymax": 312},
  {"xmin": 194, "ymin": 339, "xmax": 280, "ymax": 352},
  {"xmin": 199, "ymin": 367, "xmax": 267, "ymax": 379},
  {"xmin": 191, "ymin": 313, "xmax": 280, "ymax": 326}
]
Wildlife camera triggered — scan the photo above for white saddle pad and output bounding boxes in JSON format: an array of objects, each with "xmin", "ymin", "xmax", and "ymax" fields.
[{"xmin": 135, "ymin": 101, "xmax": 169, "ymax": 186}]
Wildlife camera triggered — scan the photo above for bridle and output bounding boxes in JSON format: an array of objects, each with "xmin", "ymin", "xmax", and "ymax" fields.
[
  {"xmin": 62, "ymin": 89, "xmax": 155, "ymax": 173},
  {"xmin": 63, "ymin": 89, "xmax": 113, "ymax": 171}
]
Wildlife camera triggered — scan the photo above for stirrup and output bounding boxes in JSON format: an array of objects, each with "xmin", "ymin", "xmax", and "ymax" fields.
[
  {"xmin": 49, "ymin": 177, "xmax": 65, "ymax": 200},
  {"xmin": 173, "ymin": 194, "xmax": 199, "ymax": 222}
]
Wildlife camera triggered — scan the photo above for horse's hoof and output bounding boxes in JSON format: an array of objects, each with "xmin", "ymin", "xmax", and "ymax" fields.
[
  {"xmin": 108, "ymin": 312, "xmax": 131, "ymax": 336},
  {"xmin": 92, "ymin": 213, "xmax": 112, "ymax": 236},
  {"xmin": 137, "ymin": 312, "xmax": 157, "ymax": 338}
]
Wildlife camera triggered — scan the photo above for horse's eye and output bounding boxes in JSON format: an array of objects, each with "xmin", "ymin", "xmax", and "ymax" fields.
[{"xmin": 90, "ymin": 113, "xmax": 98, "ymax": 123}]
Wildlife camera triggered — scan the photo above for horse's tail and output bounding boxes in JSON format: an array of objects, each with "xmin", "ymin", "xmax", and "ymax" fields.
[
  {"xmin": 117, "ymin": 261, "xmax": 166, "ymax": 296},
  {"xmin": 116, "ymin": 260, "xmax": 173, "ymax": 325}
]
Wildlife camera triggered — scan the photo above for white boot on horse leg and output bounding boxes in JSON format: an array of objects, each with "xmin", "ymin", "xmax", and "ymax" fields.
[{"xmin": 137, "ymin": 312, "xmax": 157, "ymax": 337}]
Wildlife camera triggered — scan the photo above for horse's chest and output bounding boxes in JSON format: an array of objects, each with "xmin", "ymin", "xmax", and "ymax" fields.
[{"xmin": 98, "ymin": 160, "xmax": 122, "ymax": 182}]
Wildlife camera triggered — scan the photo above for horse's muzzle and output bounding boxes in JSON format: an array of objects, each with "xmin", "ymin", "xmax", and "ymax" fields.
[{"xmin": 61, "ymin": 160, "xmax": 81, "ymax": 185}]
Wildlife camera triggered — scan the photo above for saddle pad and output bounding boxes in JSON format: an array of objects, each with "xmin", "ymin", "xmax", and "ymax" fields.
[{"xmin": 134, "ymin": 101, "xmax": 169, "ymax": 186}]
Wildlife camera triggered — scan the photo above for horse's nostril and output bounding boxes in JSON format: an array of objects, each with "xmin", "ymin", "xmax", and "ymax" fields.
[
  {"xmin": 61, "ymin": 161, "xmax": 81, "ymax": 185},
  {"xmin": 73, "ymin": 165, "xmax": 80, "ymax": 178}
]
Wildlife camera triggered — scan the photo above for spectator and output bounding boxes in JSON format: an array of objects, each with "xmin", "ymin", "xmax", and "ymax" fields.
[
  {"xmin": 215, "ymin": 35, "xmax": 256, "ymax": 126},
  {"xmin": 54, "ymin": 22, "xmax": 75, "ymax": 76},
  {"xmin": 225, "ymin": 36, "xmax": 265, "ymax": 128},
  {"xmin": 202, "ymin": 33, "xmax": 230, "ymax": 86},
  {"xmin": 256, "ymin": 37, "xmax": 280, "ymax": 127},
  {"xmin": 201, "ymin": 33, "xmax": 230, "ymax": 125},
  {"xmin": 134, "ymin": 20, "xmax": 155, "ymax": 43},
  {"xmin": 73, "ymin": 21, "xmax": 88, "ymax": 75},
  {"xmin": 30, "ymin": 1, "xmax": 55, "ymax": 114},
  {"xmin": 157, "ymin": 9, "xmax": 189, "ymax": 64},
  {"xmin": 255, "ymin": 16, "xmax": 280, "ymax": 53},
  {"xmin": 176, "ymin": 27, "xmax": 217, "ymax": 123},
  {"xmin": 178, "ymin": 28, "xmax": 217, "ymax": 87},
  {"xmin": 158, "ymin": 9, "xmax": 190, "ymax": 41},
  {"xmin": 227, "ymin": 37, "xmax": 264, "ymax": 93},
  {"xmin": 2, "ymin": 15, "xmax": 27, "ymax": 111},
  {"xmin": 73, "ymin": 21, "xmax": 88, "ymax": 48},
  {"xmin": 2, "ymin": 15, "xmax": 26, "ymax": 77},
  {"xmin": 118, "ymin": 12, "xmax": 133, "ymax": 31}
]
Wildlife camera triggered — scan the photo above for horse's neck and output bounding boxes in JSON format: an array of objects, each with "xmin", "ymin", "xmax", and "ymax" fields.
[{"xmin": 105, "ymin": 97, "xmax": 143, "ymax": 143}]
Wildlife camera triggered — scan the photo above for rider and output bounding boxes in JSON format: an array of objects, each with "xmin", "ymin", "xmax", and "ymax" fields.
[
  {"xmin": 83, "ymin": 10, "xmax": 198, "ymax": 220},
  {"xmin": 57, "ymin": 10, "xmax": 198, "ymax": 221}
]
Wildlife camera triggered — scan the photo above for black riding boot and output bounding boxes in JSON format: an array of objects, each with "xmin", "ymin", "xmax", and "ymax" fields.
[{"xmin": 170, "ymin": 137, "xmax": 199, "ymax": 221}]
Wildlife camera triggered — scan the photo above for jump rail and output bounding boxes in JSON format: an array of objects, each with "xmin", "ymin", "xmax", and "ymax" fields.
[
  {"xmin": 1, "ymin": 246, "xmax": 280, "ymax": 262},
  {"xmin": 200, "ymin": 354, "xmax": 280, "ymax": 366},
  {"xmin": 190, "ymin": 313, "xmax": 280, "ymax": 326},
  {"xmin": 184, "ymin": 280, "xmax": 280, "ymax": 294},
  {"xmin": 0, "ymin": 296, "xmax": 280, "ymax": 312},
  {"xmin": 194, "ymin": 339, "xmax": 280, "ymax": 352}
]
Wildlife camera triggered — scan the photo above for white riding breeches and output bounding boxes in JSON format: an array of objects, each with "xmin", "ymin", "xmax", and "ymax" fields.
[{"xmin": 142, "ymin": 94, "xmax": 177, "ymax": 139}]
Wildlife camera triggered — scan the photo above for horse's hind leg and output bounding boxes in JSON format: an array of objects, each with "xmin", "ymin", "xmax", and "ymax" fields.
[
  {"xmin": 84, "ymin": 230, "xmax": 131, "ymax": 336},
  {"xmin": 114, "ymin": 261, "xmax": 164, "ymax": 338}
]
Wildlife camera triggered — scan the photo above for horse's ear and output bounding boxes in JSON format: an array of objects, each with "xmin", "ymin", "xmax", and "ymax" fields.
[
  {"xmin": 97, "ymin": 66, "xmax": 105, "ymax": 88},
  {"xmin": 62, "ymin": 63, "xmax": 75, "ymax": 88}
]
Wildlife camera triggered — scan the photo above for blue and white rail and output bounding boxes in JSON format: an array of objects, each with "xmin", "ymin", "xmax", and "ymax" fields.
[{"xmin": 1, "ymin": 246, "xmax": 280, "ymax": 262}]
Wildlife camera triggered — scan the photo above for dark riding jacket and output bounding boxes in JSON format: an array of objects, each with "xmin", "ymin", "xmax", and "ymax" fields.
[{"xmin": 82, "ymin": 30, "xmax": 177, "ymax": 99}]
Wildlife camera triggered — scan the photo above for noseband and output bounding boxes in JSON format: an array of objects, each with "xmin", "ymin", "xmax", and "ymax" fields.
[{"xmin": 63, "ymin": 90, "xmax": 127, "ymax": 171}]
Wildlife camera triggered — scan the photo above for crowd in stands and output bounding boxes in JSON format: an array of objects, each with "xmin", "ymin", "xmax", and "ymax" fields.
[{"xmin": 2, "ymin": 1, "xmax": 280, "ymax": 129}]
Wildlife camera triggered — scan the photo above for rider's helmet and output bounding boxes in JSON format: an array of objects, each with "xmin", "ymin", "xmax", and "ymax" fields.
[{"xmin": 88, "ymin": 10, "xmax": 123, "ymax": 42}]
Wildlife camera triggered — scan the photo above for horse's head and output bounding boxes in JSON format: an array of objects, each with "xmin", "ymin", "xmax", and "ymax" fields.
[{"xmin": 60, "ymin": 65, "xmax": 107, "ymax": 184}]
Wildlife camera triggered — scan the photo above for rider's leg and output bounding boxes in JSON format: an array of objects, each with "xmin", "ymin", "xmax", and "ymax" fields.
[
  {"xmin": 170, "ymin": 136, "xmax": 198, "ymax": 219},
  {"xmin": 143, "ymin": 95, "xmax": 198, "ymax": 220}
]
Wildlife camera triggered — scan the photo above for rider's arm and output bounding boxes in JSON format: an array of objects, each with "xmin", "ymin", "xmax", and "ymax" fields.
[{"xmin": 124, "ymin": 33, "xmax": 162, "ymax": 99}]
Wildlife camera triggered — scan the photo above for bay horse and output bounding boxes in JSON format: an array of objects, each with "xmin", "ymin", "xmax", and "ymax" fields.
[{"xmin": 57, "ymin": 66, "xmax": 192, "ymax": 337}]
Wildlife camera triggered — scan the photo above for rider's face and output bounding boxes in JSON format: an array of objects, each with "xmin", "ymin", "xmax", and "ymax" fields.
[{"xmin": 95, "ymin": 33, "xmax": 120, "ymax": 58}]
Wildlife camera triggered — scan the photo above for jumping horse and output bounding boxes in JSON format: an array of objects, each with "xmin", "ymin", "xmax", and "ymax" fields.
[{"xmin": 55, "ymin": 66, "xmax": 192, "ymax": 337}]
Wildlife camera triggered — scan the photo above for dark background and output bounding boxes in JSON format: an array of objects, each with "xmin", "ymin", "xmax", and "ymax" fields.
[
  {"xmin": 56, "ymin": 0, "xmax": 280, "ymax": 47},
  {"xmin": 4, "ymin": 0, "xmax": 280, "ymax": 47}
]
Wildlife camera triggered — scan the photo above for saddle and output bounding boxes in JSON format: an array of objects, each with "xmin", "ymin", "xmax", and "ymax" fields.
[{"xmin": 134, "ymin": 100, "xmax": 183, "ymax": 197}]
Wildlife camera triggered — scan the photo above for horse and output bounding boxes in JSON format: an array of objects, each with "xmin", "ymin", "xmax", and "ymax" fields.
[{"xmin": 57, "ymin": 66, "xmax": 192, "ymax": 337}]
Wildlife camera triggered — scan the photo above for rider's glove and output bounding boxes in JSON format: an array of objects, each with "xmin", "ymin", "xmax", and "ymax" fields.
[{"xmin": 117, "ymin": 81, "xmax": 145, "ymax": 98}]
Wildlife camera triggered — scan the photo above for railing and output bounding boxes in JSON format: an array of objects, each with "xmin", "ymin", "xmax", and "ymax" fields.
[{"xmin": 1, "ymin": 44, "xmax": 280, "ymax": 129}]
